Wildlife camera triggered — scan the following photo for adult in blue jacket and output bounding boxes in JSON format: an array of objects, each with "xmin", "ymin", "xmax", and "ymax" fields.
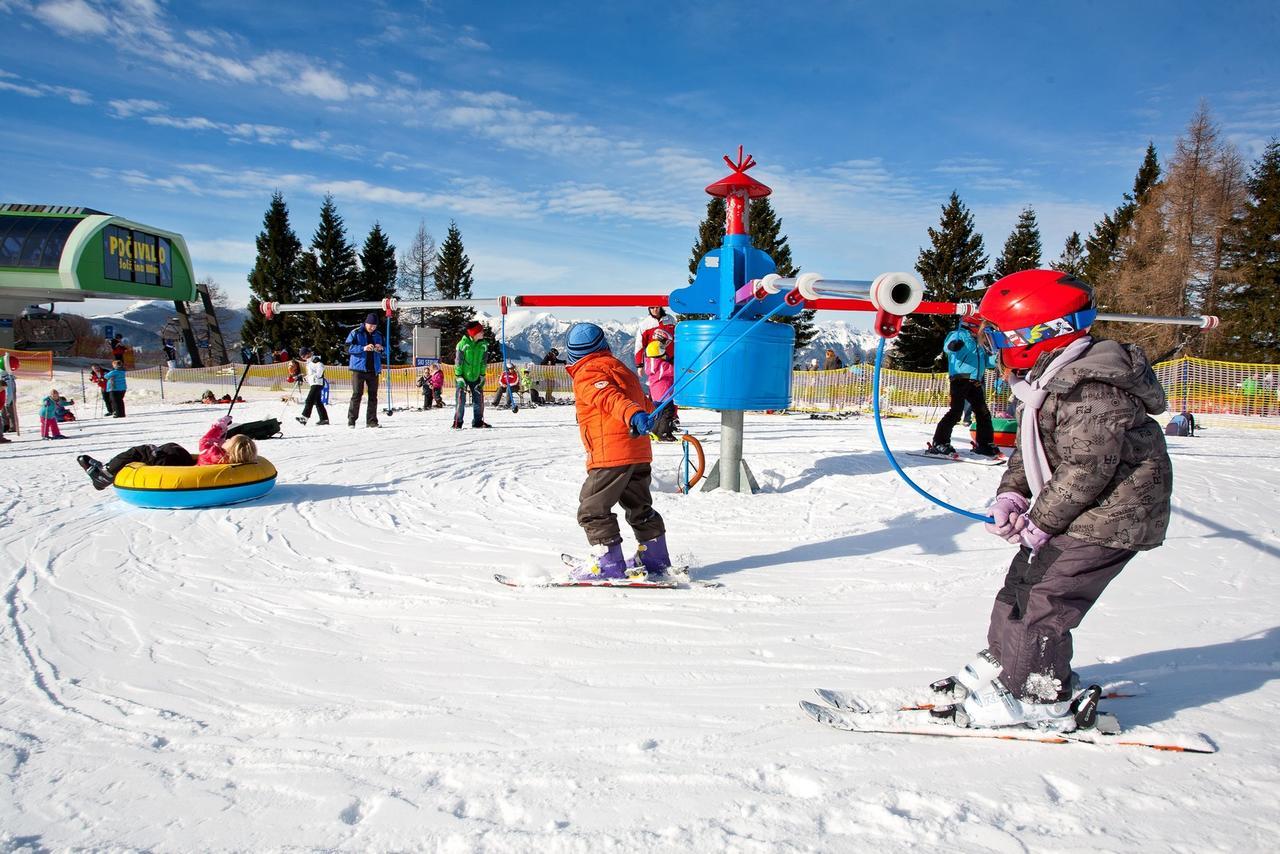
[
  {"xmin": 104, "ymin": 359, "xmax": 128, "ymax": 419},
  {"xmin": 345, "ymin": 313, "xmax": 385, "ymax": 428},
  {"xmin": 928, "ymin": 317, "xmax": 997, "ymax": 456}
]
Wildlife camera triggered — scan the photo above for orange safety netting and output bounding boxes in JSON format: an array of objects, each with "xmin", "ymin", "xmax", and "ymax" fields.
[{"xmin": 1, "ymin": 348, "xmax": 54, "ymax": 379}]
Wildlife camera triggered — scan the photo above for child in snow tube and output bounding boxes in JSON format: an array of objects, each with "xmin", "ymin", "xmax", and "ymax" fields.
[{"xmin": 76, "ymin": 418, "xmax": 273, "ymax": 507}]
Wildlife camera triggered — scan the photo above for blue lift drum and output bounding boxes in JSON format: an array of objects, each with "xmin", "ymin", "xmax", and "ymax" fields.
[{"xmin": 673, "ymin": 319, "xmax": 794, "ymax": 411}]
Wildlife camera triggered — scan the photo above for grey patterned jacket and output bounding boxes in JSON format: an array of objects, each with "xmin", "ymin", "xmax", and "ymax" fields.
[{"xmin": 998, "ymin": 339, "xmax": 1172, "ymax": 551}]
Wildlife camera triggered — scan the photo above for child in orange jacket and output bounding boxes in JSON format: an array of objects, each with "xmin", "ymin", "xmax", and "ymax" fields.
[{"xmin": 564, "ymin": 322, "xmax": 672, "ymax": 580}]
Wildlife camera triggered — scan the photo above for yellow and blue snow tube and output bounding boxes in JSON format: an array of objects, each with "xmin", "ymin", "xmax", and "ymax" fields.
[{"xmin": 113, "ymin": 459, "xmax": 278, "ymax": 509}]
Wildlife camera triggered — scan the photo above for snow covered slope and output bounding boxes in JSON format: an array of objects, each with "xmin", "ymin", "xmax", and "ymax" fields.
[{"xmin": 1, "ymin": 377, "xmax": 1277, "ymax": 850}]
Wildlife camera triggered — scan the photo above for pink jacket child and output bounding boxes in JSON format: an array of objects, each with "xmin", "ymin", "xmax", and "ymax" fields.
[
  {"xmin": 642, "ymin": 326, "xmax": 675, "ymax": 402},
  {"xmin": 197, "ymin": 417, "xmax": 233, "ymax": 465},
  {"xmin": 429, "ymin": 366, "xmax": 445, "ymax": 391}
]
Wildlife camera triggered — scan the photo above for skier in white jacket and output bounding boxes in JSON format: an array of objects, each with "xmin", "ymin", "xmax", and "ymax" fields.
[{"xmin": 296, "ymin": 348, "xmax": 329, "ymax": 426}]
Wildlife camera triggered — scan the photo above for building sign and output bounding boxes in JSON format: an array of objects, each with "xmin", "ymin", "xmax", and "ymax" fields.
[{"xmin": 103, "ymin": 225, "xmax": 172, "ymax": 287}]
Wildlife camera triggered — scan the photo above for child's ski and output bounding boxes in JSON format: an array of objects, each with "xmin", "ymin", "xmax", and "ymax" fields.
[
  {"xmin": 904, "ymin": 448, "xmax": 1006, "ymax": 466},
  {"xmin": 495, "ymin": 573, "xmax": 681, "ymax": 589},
  {"xmin": 814, "ymin": 680, "xmax": 1147, "ymax": 714},
  {"xmin": 799, "ymin": 701, "xmax": 1215, "ymax": 753},
  {"xmin": 560, "ymin": 554, "xmax": 723, "ymax": 588}
]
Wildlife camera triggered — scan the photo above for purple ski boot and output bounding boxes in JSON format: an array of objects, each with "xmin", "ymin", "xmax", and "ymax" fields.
[
  {"xmin": 569, "ymin": 541, "xmax": 629, "ymax": 581},
  {"xmin": 632, "ymin": 534, "xmax": 673, "ymax": 580}
]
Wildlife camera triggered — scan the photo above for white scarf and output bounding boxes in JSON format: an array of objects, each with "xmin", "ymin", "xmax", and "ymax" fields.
[{"xmin": 1008, "ymin": 336, "xmax": 1094, "ymax": 497}]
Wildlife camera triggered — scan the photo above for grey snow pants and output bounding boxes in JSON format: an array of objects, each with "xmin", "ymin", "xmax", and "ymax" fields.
[
  {"xmin": 577, "ymin": 463, "xmax": 665, "ymax": 546},
  {"xmin": 987, "ymin": 535, "xmax": 1137, "ymax": 701}
]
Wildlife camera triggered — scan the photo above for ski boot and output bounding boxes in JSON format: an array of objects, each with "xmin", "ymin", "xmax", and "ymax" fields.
[
  {"xmin": 296, "ymin": 416, "xmax": 308, "ymax": 426},
  {"xmin": 971, "ymin": 442, "xmax": 1001, "ymax": 458},
  {"xmin": 569, "ymin": 541, "xmax": 629, "ymax": 581},
  {"xmin": 629, "ymin": 534, "xmax": 673, "ymax": 580},
  {"xmin": 473, "ymin": 421, "xmax": 493, "ymax": 429},
  {"xmin": 76, "ymin": 455, "xmax": 114, "ymax": 491},
  {"xmin": 925, "ymin": 441, "xmax": 956, "ymax": 456},
  {"xmin": 451, "ymin": 419, "xmax": 463, "ymax": 429},
  {"xmin": 928, "ymin": 652, "xmax": 1099, "ymax": 733}
]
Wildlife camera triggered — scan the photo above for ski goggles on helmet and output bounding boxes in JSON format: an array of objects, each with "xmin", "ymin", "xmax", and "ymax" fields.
[{"xmin": 977, "ymin": 308, "xmax": 1097, "ymax": 354}]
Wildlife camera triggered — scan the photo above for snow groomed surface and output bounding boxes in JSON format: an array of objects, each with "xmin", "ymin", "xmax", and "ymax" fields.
[{"xmin": 1, "ymin": 377, "xmax": 1278, "ymax": 851}]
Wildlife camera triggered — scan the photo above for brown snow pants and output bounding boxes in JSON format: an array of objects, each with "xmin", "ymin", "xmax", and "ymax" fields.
[
  {"xmin": 987, "ymin": 535, "xmax": 1137, "ymax": 701},
  {"xmin": 577, "ymin": 463, "xmax": 665, "ymax": 546}
]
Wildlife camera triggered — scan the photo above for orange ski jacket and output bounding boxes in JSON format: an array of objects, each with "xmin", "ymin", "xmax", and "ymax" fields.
[{"xmin": 567, "ymin": 350, "xmax": 653, "ymax": 470}]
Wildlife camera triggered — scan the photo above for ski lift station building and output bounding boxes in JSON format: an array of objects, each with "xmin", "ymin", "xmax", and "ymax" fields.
[{"xmin": 0, "ymin": 203, "xmax": 197, "ymax": 350}]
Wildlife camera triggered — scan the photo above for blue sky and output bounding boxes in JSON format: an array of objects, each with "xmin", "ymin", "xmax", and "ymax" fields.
[{"xmin": 1, "ymin": 0, "xmax": 1277, "ymax": 322}]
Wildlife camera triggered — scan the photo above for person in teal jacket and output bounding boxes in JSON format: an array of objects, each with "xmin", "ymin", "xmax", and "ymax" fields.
[
  {"xmin": 453, "ymin": 321, "xmax": 490, "ymax": 428},
  {"xmin": 39, "ymin": 389, "xmax": 70, "ymax": 439},
  {"xmin": 104, "ymin": 360, "xmax": 128, "ymax": 419},
  {"xmin": 928, "ymin": 317, "xmax": 997, "ymax": 456}
]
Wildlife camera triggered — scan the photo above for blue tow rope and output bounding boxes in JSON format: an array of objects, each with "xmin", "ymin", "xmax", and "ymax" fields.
[{"xmin": 873, "ymin": 337, "xmax": 994, "ymax": 524}]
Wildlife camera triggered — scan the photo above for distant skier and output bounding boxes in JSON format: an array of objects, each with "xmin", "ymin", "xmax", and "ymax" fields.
[
  {"xmin": 453, "ymin": 321, "xmax": 490, "ymax": 428},
  {"xmin": 492, "ymin": 362, "xmax": 520, "ymax": 412},
  {"xmin": 296, "ymin": 348, "xmax": 329, "ymax": 426},
  {"xmin": 934, "ymin": 269, "xmax": 1172, "ymax": 732},
  {"xmin": 564, "ymin": 322, "xmax": 672, "ymax": 581},
  {"xmin": 926, "ymin": 315, "xmax": 998, "ymax": 457},
  {"xmin": 104, "ymin": 360, "xmax": 127, "ymax": 419},
  {"xmin": 641, "ymin": 325, "xmax": 678, "ymax": 441}
]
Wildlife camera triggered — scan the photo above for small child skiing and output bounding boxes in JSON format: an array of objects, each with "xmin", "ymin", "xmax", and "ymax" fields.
[
  {"xmin": 90, "ymin": 364, "xmax": 113, "ymax": 416},
  {"xmin": 934, "ymin": 269, "xmax": 1173, "ymax": 732},
  {"xmin": 39, "ymin": 389, "xmax": 71, "ymax": 439},
  {"xmin": 492, "ymin": 362, "xmax": 520, "ymax": 412},
  {"xmin": 641, "ymin": 324, "xmax": 678, "ymax": 441},
  {"xmin": 296, "ymin": 349, "xmax": 329, "ymax": 425},
  {"xmin": 563, "ymin": 322, "xmax": 673, "ymax": 581},
  {"xmin": 429, "ymin": 364, "xmax": 445, "ymax": 408},
  {"xmin": 416, "ymin": 367, "xmax": 433, "ymax": 410}
]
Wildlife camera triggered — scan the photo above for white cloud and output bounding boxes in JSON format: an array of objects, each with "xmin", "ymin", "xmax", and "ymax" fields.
[
  {"xmin": 32, "ymin": 0, "xmax": 109, "ymax": 36},
  {"xmin": 108, "ymin": 98, "xmax": 164, "ymax": 117},
  {"xmin": 0, "ymin": 69, "xmax": 92, "ymax": 105},
  {"xmin": 286, "ymin": 67, "xmax": 353, "ymax": 101}
]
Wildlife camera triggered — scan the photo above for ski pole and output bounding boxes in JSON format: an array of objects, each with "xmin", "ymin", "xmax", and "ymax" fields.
[{"xmin": 227, "ymin": 361, "xmax": 252, "ymax": 420}]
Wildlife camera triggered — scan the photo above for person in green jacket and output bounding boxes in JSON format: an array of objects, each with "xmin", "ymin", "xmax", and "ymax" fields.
[{"xmin": 454, "ymin": 321, "xmax": 491, "ymax": 428}]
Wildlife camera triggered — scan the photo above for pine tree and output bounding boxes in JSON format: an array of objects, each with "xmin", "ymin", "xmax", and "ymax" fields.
[
  {"xmin": 749, "ymin": 196, "xmax": 818, "ymax": 351},
  {"xmin": 893, "ymin": 192, "xmax": 988, "ymax": 370},
  {"xmin": 300, "ymin": 195, "xmax": 361, "ymax": 362},
  {"xmin": 1216, "ymin": 138, "xmax": 1280, "ymax": 361},
  {"xmin": 240, "ymin": 191, "xmax": 304, "ymax": 354},
  {"xmin": 1083, "ymin": 143, "xmax": 1160, "ymax": 286},
  {"xmin": 687, "ymin": 197, "xmax": 726, "ymax": 284},
  {"xmin": 991, "ymin": 207, "xmax": 1043, "ymax": 279},
  {"xmin": 359, "ymin": 222, "xmax": 399, "ymax": 360},
  {"xmin": 397, "ymin": 221, "xmax": 436, "ymax": 326},
  {"xmin": 433, "ymin": 220, "xmax": 477, "ymax": 359},
  {"xmin": 1052, "ymin": 232, "xmax": 1086, "ymax": 278}
]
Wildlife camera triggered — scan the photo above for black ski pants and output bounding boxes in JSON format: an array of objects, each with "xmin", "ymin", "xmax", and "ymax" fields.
[
  {"xmin": 109, "ymin": 390, "xmax": 126, "ymax": 418},
  {"xmin": 105, "ymin": 442, "xmax": 195, "ymax": 476},
  {"xmin": 577, "ymin": 463, "xmax": 665, "ymax": 546},
  {"xmin": 932, "ymin": 375, "xmax": 992, "ymax": 446},
  {"xmin": 987, "ymin": 535, "xmax": 1136, "ymax": 701},
  {"xmin": 347, "ymin": 371, "xmax": 379, "ymax": 426},
  {"xmin": 301, "ymin": 384, "xmax": 328, "ymax": 422}
]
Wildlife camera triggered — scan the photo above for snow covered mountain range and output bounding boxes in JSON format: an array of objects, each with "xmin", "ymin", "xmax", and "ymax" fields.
[{"xmin": 81, "ymin": 302, "xmax": 881, "ymax": 366}]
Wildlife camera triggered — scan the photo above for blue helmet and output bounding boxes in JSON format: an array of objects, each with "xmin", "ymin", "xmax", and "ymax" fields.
[{"xmin": 565, "ymin": 322, "xmax": 608, "ymax": 364}]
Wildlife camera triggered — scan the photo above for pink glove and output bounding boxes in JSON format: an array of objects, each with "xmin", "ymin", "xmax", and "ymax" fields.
[
  {"xmin": 985, "ymin": 492, "xmax": 1029, "ymax": 543},
  {"xmin": 217, "ymin": 416, "xmax": 232, "ymax": 429},
  {"xmin": 1020, "ymin": 519, "xmax": 1052, "ymax": 552}
]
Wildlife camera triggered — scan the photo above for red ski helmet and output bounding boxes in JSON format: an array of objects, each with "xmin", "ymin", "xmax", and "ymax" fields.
[{"xmin": 977, "ymin": 270, "xmax": 1096, "ymax": 370}]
